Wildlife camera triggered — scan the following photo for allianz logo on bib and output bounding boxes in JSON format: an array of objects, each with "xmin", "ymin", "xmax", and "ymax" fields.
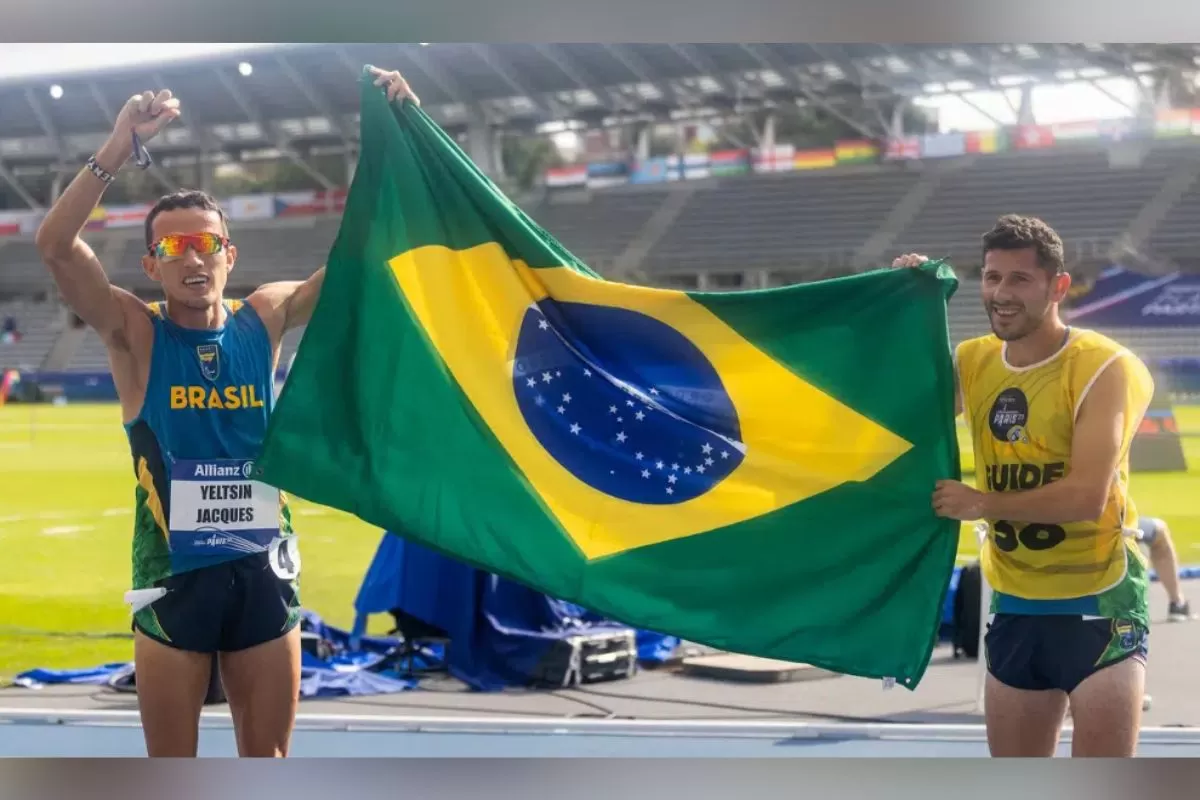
[{"xmin": 192, "ymin": 461, "xmax": 254, "ymax": 479}]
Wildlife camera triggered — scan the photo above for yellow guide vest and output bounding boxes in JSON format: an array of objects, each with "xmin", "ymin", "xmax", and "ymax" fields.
[{"xmin": 955, "ymin": 328, "xmax": 1154, "ymax": 601}]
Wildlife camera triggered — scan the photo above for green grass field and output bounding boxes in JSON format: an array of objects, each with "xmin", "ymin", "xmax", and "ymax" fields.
[{"xmin": 1, "ymin": 402, "xmax": 1198, "ymax": 681}]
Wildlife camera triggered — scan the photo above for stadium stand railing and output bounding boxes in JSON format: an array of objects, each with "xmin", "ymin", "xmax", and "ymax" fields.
[
  {"xmin": 4, "ymin": 139, "xmax": 1200, "ymax": 377},
  {"xmin": 642, "ymin": 166, "xmax": 921, "ymax": 276}
]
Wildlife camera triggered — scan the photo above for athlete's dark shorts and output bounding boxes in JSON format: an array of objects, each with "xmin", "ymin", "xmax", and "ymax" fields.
[
  {"xmin": 132, "ymin": 551, "xmax": 301, "ymax": 653},
  {"xmin": 985, "ymin": 613, "xmax": 1149, "ymax": 694}
]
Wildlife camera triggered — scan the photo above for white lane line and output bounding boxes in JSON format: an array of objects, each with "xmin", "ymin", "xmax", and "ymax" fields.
[{"xmin": 41, "ymin": 525, "xmax": 94, "ymax": 536}]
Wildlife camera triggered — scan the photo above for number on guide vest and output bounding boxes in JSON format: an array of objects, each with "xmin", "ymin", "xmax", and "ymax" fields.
[{"xmin": 992, "ymin": 520, "xmax": 1067, "ymax": 552}]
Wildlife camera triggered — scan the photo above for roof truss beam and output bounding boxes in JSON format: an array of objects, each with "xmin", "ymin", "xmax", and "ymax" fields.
[
  {"xmin": 22, "ymin": 88, "xmax": 67, "ymax": 160},
  {"xmin": 0, "ymin": 158, "xmax": 41, "ymax": 209},
  {"xmin": 670, "ymin": 44, "xmax": 742, "ymax": 102},
  {"xmin": 740, "ymin": 44, "xmax": 883, "ymax": 139},
  {"xmin": 600, "ymin": 44, "xmax": 688, "ymax": 109},
  {"xmin": 212, "ymin": 67, "xmax": 338, "ymax": 190},
  {"xmin": 883, "ymin": 47, "xmax": 1011, "ymax": 128},
  {"xmin": 396, "ymin": 46, "xmax": 474, "ymax": 107},
  {"xmin": 468, "ymin": 44, "xmax": 559, "ymax": 118},
  {"xmin": 275, "ymin": 53, "xmax": 354, "ymax": 142},
  {"xmin": 532, "ymin": 44, "xmax": 621, "ymax": 111}
]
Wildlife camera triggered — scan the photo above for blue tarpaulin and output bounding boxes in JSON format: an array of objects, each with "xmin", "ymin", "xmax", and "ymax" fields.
[
  {"xmin": 12, "ymin": 556, "xmax": 1196, "ymax": 692},
  {"xmin": 13, "ymin": 663, "xmax": 131, "ymax": 688},
  {"xmin": 353, "ymin": 531, "xmax": 680, "ymax": 691},
  {"xmin": 13, "ymin": 611, "xmax": 417, "ymax": 698}
]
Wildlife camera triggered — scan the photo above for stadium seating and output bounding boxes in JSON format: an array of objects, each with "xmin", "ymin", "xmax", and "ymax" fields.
[
  {"xmin": 946, "ymin": 282, "xmax": 990, "ymax": 344},
  {"xmin": 524, "ymin": 189, "xmax": 667, "ymax": 271},
  {"xmin": 67, "ymin": 330, "xmax": 111, "ymax": 372},
  {"xmin": 223, "ymin": 217, "xmax": 343, "ymax": 286},
  {"xmin": 56, "ymin": 281, "xmax": 1199, "ymax": 372},
  {"xmin": 0, "ymin": 298, "xmax": 63, "ymax": 371},
  {"xmin": 644, "ymin": 167, "xmax": 920, "ymax": 275},
  {"xmin": 890, "ymin": 143, "xmax": 1195, "ymax": 268},
  {"xmin": 6, "ymin": 141, "xmax": 1200, "ymax": 372},
  {"xmin": 1143, "ymin": 162, "xmax": 1200, "ymax": 270},
  {"xmin": 6, "ymin": 142, "xmax": 1200, "ymax": 295},
  {"xmin": 0, "ymin": 242, "xmax": 54, "ymax": 295}
]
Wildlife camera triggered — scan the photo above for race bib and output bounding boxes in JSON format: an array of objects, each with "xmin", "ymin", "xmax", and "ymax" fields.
[
  {"xmin": 269, "ymin": 535, "xmax": 302, "ymax": 581},
  {"xmin": 168, "ymin": 458, "xmax": 281, "ymax": 558}
]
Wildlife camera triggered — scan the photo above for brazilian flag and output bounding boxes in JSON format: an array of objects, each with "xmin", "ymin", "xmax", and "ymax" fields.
[{"xmin": 256, "ymin": 71, "xmax": 962, "ymax": 688}]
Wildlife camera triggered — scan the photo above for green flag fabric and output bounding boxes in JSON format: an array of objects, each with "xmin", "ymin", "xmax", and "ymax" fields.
[{"xmin": 256, "ymin": 72, "xmax": 963, "ymax": 688}]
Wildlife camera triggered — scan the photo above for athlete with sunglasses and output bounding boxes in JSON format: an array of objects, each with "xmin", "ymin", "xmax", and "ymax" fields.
[{"xmin": 34, "ymin": 66, "xmax": 418, "ymax": 757}]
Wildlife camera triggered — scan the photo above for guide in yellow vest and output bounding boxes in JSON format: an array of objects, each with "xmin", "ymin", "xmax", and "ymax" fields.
[
  {"xmin": 893, "ymin": 215, "xmax": 1154, "ymax": 759},
  {"xmin": 959, "ymin": 325, "xmax": 1154, "ymax": 617}
]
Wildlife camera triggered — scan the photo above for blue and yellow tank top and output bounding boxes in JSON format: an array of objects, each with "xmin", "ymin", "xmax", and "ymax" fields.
[
  {"xmin": 955, "ymin": 327, "xmax": 1154, "ymax": 624},
  {"xmin": 125, "ymin": 300, "xmax": 293, "ymax": 589}
]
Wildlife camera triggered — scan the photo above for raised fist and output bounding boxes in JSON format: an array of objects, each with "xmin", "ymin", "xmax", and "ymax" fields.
[{"xmin": 114, "ymin": 90, "xmax": 182, "ymax": 144}]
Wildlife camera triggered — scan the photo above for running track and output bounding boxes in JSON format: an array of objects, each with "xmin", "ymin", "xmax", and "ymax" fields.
[{"xmin": 2, "ymin": 711, "xmax": 1199, "ymax": 757}]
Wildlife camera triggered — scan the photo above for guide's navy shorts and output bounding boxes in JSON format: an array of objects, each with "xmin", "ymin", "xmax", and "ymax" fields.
[
  {"xmin": 984, "ymin": 613, "xmax": 1149, "ymax": 694},
  {"xmin": 132, "ymin": 551, "xmax": 301, "ymax": 653}
]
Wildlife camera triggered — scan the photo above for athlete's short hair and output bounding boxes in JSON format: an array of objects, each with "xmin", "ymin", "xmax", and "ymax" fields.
[
  {"xmin": 144, "ymin": 190, "xmax": 229, "ymax": 248},
  {"xmin": 981, "ymin": 214, "xmax": 1065, "ymax": 276}
]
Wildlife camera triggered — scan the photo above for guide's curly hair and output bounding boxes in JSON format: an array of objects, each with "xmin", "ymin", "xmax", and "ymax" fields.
[{"xmin": 981, "ymin": 214, "xmax": 1065, "ymax": 276}]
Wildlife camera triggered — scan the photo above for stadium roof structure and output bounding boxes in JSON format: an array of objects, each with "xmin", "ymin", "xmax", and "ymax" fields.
[{"xmin": 0, "ymin": 43, "xmax": 1197, "ymax": 205}]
